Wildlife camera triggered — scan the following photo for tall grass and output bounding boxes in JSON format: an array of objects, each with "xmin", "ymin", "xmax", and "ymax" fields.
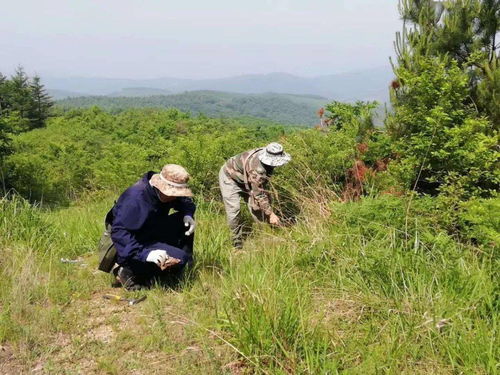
[
  {"xmin": 0, "ymin": 194, "xmax": 110, "ymax": 357},
  {"xmin": 212, "ymin": 196, "xmax": 498, "ymax": 374},
  {"xmin": 0, "ymin": 192, "xmax": 497, "ymax": 373}
]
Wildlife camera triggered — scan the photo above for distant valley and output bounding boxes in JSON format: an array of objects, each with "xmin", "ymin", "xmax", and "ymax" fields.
[
  {"xmin": 50, "ymin": 67, "xmax": 393, "ymax": 126},
  {"xmin": 46, "ymin": 66, "xmax": 393, "ymax": 102}
]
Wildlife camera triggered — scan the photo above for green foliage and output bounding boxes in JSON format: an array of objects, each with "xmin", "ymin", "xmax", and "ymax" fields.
[
  {"xmin": 29, "ymin": 76, "xmax": 53, "ymax": 129},
  {"xmin": 55, "ymin": 90, "xmax": 327, "ymax": 126},
  {"xmin": 459, "ymin": 197, "xmax": 500, "ymax": 247},
  {"xmin": 276, "ymin": 126, "xmax": 357, "ymax": 198},
  {"xmin": 3, "ymin": 108, "xmax": 288, "ymax": 203},
  {"xmin": 395, "ymin": 0, "xmax": 499, "ymax": 126},
  {"xmin": 390, "ymin": 0, "xmax": 499, "ymax": 197},
  {"xmin": 333, "ymin": 192, "xmax": 499, "ymax": 251},
  {"xmin": 325, "ymin": 100, "xmax": 378, "ymax": 141},
  {"xmin": 361, "ymin": 131, "xmax": 394, "ymax": 165},
  {"xmin": 0, "ymin": 67, "xmax": 53, "ymax": 133},
  {"xmin": 0, "ymin": 115, "xmax": 12, "ymax": 162},
  {"xmin": 388, "ymin": 57, "xmax": 499, "ymax": 197},
  {"xmin": 247, "ymin": 125, "xmax": 368, "ymax": 221},
  {"xmin": 0, "ymin": 67, "xmax": 53, "ymax": 166},
  {"xmin": 272, "ymin": 101, "xmax": 383, "ymax": 204},
  {"xmin": 476, "ymin": 56, "xmax": 500, "ymax": 127}
]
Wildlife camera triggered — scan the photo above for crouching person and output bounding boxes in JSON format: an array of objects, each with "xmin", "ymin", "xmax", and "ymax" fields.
[{"xmin": 98, "ymin": 164, "xmax": 196, "ymax": 291}]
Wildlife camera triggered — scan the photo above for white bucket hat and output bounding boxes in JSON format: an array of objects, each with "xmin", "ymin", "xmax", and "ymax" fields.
[{"xmin": 258, "ymin": 143, "xmax": 291, "ymax": 167}]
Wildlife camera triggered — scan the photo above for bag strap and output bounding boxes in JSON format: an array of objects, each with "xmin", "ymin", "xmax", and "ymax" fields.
[{"xmin": 104, "ymin": 200, "xmax": 117, "ymax": 227}]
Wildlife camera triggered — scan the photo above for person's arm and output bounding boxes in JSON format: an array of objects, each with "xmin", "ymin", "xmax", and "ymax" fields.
[
  {"xmin": 172, "ymin": 197, "xmax": 196, "ymax": 218},
  {"xmin": 247, "ymin": 169, "xmax": 274, "ymax": 216},
  {"xmin": 111, "ymin": 197, "xmax": 151, "ymax": 264}
]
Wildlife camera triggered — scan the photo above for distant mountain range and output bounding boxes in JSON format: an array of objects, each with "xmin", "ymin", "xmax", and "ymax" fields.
[{"xmin": 45, "ymin": 66, "xmax": 394, "ymax": 103}]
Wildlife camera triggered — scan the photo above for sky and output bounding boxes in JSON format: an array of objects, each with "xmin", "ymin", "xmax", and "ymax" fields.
[{"xmin": 0, "ymin": 0, "xmax": 402, "ymax": 79}]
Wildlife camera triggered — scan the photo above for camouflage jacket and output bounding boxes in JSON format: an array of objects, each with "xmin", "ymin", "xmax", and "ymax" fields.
[{"xmin": 223, "ymin": 148, "xmax": 273, "ymax": 216}]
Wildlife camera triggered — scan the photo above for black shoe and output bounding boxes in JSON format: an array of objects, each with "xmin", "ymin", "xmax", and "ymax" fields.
[{"xmin": 116, "ymin": 266, "xmax": 144, "ymax": 291}]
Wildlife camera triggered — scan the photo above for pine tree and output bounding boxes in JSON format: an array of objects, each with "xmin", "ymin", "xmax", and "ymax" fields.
[
  {"xmin": 0, "ymin": 72, "xmax": 12, "ymax": 161},
  {"xmin": 0, "ymin": 72, "xmax": 9, "ymax": 114},
  {"xmin": 29, "ymin": 75, "xmax": 53, "ymax": 129},
  {"xmin": 0, "ymin": 67, "xmax": 53, "ymax": 132},
  {"xmin": 393, "ymin": 0, "xmax": 499, "ymax": 128},
  {"xmin": 387, "ymin": 0, "xmax": 499, "ymax": 197},
  {"xmin": 6, "ymin": 66, "xmax": 34, "ymax": 132}
]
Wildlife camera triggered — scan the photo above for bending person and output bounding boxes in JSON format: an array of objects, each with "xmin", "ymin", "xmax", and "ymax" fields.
[{"xmin": 219, "ymin": 142, "xmax": 291, "ymax": 248}]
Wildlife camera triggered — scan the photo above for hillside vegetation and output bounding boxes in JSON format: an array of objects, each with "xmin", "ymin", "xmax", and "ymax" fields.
[
  {"xmin": 1, "ymin": 0, "xmax": 498, "ymax": 373},
  {"xmin": 0, "ymin": 106, "xmax": 498, "ymax": 374},
  {"xmin": 55, "ymin": 91, "xmax": 327, "ymax": 126}
]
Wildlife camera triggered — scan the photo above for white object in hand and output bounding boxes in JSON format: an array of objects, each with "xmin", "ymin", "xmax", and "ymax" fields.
[
  {"xmin": 183, "ymin": 215, "xmax": 196, "ymax": 236},
  {"xmin": 146, "ymin": 249, "xmax": 168, "ymax": 268}
]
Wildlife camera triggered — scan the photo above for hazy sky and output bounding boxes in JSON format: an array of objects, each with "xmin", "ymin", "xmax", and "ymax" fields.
[{"xmin": 0, "ymin": 0, "xmax": 402, "ymax": 79}]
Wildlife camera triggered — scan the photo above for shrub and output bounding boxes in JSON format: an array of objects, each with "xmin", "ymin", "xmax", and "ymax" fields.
[
  {"xmin": 3, "ymin": 109, "xmax": 288, "ymax": 204},
  {"xmin": 459, "ymin": 197, "xmax": 500, "ymax": 248},
  {"xmin": 388, "ymin": 57, "xmax": 499, "ymax": 198}
]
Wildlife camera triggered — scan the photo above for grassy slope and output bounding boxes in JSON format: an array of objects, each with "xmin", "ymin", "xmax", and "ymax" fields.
[{"xmin": 0, "ymin": 192, "xmax": 497, "ymax": 374}]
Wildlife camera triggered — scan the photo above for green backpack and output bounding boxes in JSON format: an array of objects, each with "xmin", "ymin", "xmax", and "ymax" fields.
[{"xmin": 97, "ymin": 208, "xmax": 116, "ymax": 273}]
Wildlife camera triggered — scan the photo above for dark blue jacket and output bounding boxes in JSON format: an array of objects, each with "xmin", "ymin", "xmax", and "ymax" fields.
[{"xmin": 111, "ymin": 171, "xmax": 196, "ymax": 265}]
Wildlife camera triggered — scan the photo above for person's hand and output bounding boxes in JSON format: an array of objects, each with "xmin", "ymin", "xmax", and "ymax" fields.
[
  {"xmin": 183, "ymin": 215, "xmax": 196, "ymax": 236},
  {"xmin": 146, "ymin": 249, "xmax": 180, "ymax": 270},
  {"xmin": 269, "ymin": 212, "xmax": 281, "ymax": 226},
  {"xmin": 160, "ymin": 256, "xmax": 181, "ymax": 270},
  {"xmin": 146, "ymin": 249, "xmax": 168, "ymax": 268}
]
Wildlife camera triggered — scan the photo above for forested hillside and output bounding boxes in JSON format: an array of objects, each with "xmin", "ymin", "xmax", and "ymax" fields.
[{"xmin": 55, "ymin": 91, "xmax": 327, "ymax": 126}]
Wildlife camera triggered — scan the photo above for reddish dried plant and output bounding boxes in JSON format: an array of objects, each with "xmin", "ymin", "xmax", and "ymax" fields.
[
  {"xmin": 357, "ymin": 143, "xmax": 368, "ymax": 155},
  {"xmin": 374, "ymin": 158, "xmax": 390, "ymax": 172},
  {"xmin": 342, "ymin": 156, "xmax": 393, "ymax": 201},
  {"xmin": 391, "ymin": 80, "xmax": 401, "ymax": 90},
  {"xmin": 343, "ymin": 160, "xmax": 370, "ymax": 201}
]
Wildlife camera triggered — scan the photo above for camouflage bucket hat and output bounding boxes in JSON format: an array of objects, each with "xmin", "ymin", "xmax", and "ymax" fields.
[
  {"xmin": 258, "ymin": 142, "xmax": 291, "ymax": 167},
  {"xmin": 150, "ymin": 164, "xmax": 193, "ymax": 197}
]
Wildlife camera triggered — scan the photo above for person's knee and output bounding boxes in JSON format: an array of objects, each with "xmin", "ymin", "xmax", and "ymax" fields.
[{"xmin": 224, "ymin": 199, "xmax": 241, "ymax": 213}]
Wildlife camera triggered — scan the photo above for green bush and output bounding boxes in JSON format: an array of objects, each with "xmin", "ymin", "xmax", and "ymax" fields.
[
  {"xmin": 3, "ymin": 108, "xmax": 288, "ymax": 204},
  {"xmin": 279, "ymin": 126, "xmax": 357, "ymax": 192},
  {"xmin": 388, "ymin": 57, "xmax": 499, "ymax": 198},
  {"xmin": 459, "ymin": 197, "xmax": 500, "ymax": 248}
]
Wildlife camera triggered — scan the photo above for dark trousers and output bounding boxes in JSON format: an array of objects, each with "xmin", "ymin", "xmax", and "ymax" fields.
[{"xmin": 125, "ymin": 212, "xmax": 194, "ymax": 285}]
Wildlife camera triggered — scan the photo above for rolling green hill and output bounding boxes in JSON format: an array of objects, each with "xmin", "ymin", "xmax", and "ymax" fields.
[{"xmin": 55, "ymin": 91, "xmax": 328, "ymax": 126}]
